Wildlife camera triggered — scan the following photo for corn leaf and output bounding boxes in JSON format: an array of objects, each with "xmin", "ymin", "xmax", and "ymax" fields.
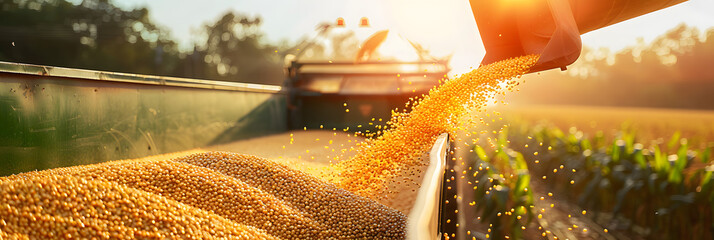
[
  {"xmin": 668, "ymin": 131, "xmax": 681, "ymax": 149},
  {"xmin": 475, "ymin": 145, "xmax": 489, "ymax": 162}
]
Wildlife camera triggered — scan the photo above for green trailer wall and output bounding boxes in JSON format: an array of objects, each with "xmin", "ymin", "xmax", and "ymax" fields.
[{"xmin": 0, "ymin": 62, "xmax": 286, "ymax": 176}]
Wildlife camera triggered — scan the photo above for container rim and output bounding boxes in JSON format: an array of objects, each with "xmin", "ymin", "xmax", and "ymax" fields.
[
  {"xmin": 0, "ymin": 61, "xmax": 282, "ymax": 93},
  {"xmin": 406, "ymin": 133, "xmax": 449, "ymax": 240}
]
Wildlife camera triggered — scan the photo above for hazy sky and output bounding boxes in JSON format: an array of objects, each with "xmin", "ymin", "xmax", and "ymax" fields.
[{"xmin": 112, "ymin": 0, "xmax": 714, "ymax": 74}]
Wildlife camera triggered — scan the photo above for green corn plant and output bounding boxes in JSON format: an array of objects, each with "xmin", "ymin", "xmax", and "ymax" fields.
[
  {"xmin": 472, "ymin": 129, "xmax": 534, "ymax": 239},
  {"xmin": 503, "ymin": 121, "xmax": 714, "ymax": 239}
]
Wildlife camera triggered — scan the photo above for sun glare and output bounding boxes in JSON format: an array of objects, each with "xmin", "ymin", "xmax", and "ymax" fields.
[{"xmin": 381, "ymin": 0, "xmax": 485, "ymax": 75}]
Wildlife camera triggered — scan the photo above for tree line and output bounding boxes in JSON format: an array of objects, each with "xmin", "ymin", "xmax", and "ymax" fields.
[
  {"xmin": 512, "ymin": 24, "xmax": 714, "ymax": 110},
  {"xmin": 0, "ymin": 0, "xmax": 284, "ymax": 85},
  {"xmin": 2, "ymin": 0, "xmax": 712, "ymax": 104}
]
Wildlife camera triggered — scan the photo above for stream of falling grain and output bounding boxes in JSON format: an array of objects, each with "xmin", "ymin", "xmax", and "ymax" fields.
[{"xmin": 336, "ymin": 55, "xmax": 539, "ymax": 208}]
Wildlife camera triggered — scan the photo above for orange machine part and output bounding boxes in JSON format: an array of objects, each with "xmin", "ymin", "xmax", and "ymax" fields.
[
  {"xmin": 470, "ymin": 0, "xmax": 688, "ymax": 73},
  {"xmin": 355, "ymin": 30, "xmax": 389, "ymax": 62}
]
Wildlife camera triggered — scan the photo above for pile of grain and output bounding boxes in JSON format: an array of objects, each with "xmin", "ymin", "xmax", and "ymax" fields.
[{"xmin": 0, "ymin": 152, "xmax": 405, "ymax": 239}]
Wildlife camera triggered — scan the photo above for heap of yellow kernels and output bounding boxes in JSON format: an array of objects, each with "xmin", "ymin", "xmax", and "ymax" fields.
[
  {"xmin": 0, "ymin": 174, "xmax": 273, "ymax": 239},
  {"xmin": 0, "ymin": 152, "xmax": 406, "ymax": 239},
  {"xmin": 336, "ymin": 55, "xmax": 539, "ymax": 206},
  {"xmin": 177, "ymin": 152, "xmax": 406, "ymax": 239}
]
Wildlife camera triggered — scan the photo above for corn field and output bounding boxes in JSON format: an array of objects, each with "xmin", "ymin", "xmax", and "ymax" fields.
[{"xmin": 472, "ymin": 121, "xmax": 714, "ymax": 239}]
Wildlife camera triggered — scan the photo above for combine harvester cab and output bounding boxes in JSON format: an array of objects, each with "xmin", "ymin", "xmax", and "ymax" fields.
[{"xmin": 285, "ymin": 18, "xmax": 450, "ymax": 132}]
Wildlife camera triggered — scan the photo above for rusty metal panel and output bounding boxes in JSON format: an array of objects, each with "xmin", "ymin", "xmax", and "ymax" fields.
[{"xmin": 0, "ymin": 62, "xmax": 286, "ymax": 176}]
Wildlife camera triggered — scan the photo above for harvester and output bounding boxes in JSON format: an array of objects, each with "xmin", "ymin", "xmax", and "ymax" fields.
[
  {"xmin": 0, "ymin": 0, "xmax": 689, "ymax": 239},
  {"xmin": 284, "ymin": 19, "xmax": 450, "ymax": 131}
]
